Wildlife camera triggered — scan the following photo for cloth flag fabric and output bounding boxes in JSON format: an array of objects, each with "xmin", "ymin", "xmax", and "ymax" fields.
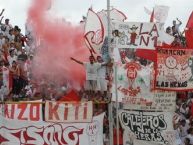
[
  {"xmin": 185, "ymin": 11, "xmax": 193, "ymax": 48},
  {"xmin": 59, "ymin": 90, "xmax": 81, "ymax": 102}
]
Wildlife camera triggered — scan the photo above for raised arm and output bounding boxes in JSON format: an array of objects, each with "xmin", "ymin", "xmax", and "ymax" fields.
[
  {"xmin": 177, "ymin": 18, "xmax": 182, "ymax": 25},
  {"xmin": 0, "ymin": 9, "xmax": 5, "ymax": 16},
  {"xmin": 0, "ymin": 16, "xmax": 4, "ymax": 24},
  {"xmin": 70, "ymin": 57, "xmax": 83, "ymax": 65}
]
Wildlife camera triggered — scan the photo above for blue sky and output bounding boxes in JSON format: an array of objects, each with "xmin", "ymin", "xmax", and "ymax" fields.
[{"xmin": 0, "ymin": 0, "xmax": 192, "ymax": 33}]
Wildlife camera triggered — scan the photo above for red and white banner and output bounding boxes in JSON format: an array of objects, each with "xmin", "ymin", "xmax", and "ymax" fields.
[
  {"xmin": 112, "ymin": 22, "xmax": 173, "ymax": 49},
  {"xmin": 84, "ymin": 8, "xmax": 127, "ymax": 54},
  {"xmin": 45, "ymin": 101, "xmax": 93, "ymax": 123},
  {"xmin": 156, "ymin": 47, "xmax": 193, "ymax": 91},
  {"xmin": 0, "ymin": 102, "xmax": 42, "ymax": 121},
  {"xmin": 84, "ymin": 9, "xmax": 104, "ymax": 54},
  {"xmin": 112, "ymin": 61, "xmax": 154, "ymax": 107},
  {"xmin": 0, "ymin": 113, "xmax": 104, "ymax": 145}
]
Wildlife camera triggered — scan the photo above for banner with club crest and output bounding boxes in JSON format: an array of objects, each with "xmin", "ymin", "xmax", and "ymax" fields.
[{"xmin": 112, "ymin": 61, "xmax": 154, "ymax": 107}]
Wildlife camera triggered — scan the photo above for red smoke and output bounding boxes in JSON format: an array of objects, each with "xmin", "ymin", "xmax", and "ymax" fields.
[{"xmin": 28, "ymin": 0, "xmax": 89, "ymax": 89}]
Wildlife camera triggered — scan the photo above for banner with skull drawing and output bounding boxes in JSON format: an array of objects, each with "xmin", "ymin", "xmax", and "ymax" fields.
[
  {"xmin": 119, "ymin": 110, "xmax": 175, "ymax": 145},
  {"xmin": 155, "ymin": 47, "xmax": 193, "ymax": 91}
]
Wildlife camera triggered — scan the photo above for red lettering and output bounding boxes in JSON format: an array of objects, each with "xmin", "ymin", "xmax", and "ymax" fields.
[
  {"xmin": 2, "ymin": 104, "xmax": 15, "ymax": 119},
  {"xmin": 30, "ymin": 104, "xmax": 40, "ymax": 121},
  {"xmin": 83, "ymin": 103, "xmax": 88, "ymax": 119},
  {"xmin": 64, "ymin": 103, "xmax": 68, "ymax": 120},
  {"xmin": 48, "ymin": 102, "xmax": 59, "ymax": 120},
  {"xmin": 18, "ymin": 104, "xmax": 28, "ymax": 120},
  {"xmin": 75, "ymin": 104, "xmax": 79, "ymax": 120}
]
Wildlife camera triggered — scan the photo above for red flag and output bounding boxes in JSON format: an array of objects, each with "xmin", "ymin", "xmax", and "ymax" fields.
[
  {"xmin": 135, "ymin": 49, "xmax": 156, "ymax": 62},
  {"xmin": 186, "ymin": 11, "xmax": 193, "ymax": 28},
  {"xmin": 59, "ymin": 90, "xmax": 81, "ymax": 102},
  {"xmin": 150, "ymin": 9, "xmax": 154, "ymax": 22},
  {"xmin": 185, "ymin": 11, "xmax": 193, "ymax": 48}
]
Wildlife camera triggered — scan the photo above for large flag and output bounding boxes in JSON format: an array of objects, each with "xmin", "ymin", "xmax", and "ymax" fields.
[
  {"xmin": 84, "ymin": 8, "xmax": 127, "ymax": 55},
  {"xmin": 84, "ymin": 9, "xmax": 104, "ymax": 54},
  {"xmin": 145, "ymin": 5, "xmax": 170, "ymax": 23}
]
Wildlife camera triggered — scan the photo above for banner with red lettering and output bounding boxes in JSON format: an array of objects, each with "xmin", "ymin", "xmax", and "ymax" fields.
[
  {"xmin": 0, "ymin": 102, "xmax": 42, "ymax": 121},
  {"xmin": 45, "ymin": 101, "xmax": 93, "ymax": 123},
  {"xmin": 155, "ymin": 47, "xmax": 193, "ymax": 91},
  {"xmin": 0, "ymin": 113, "xmax": 104, "ymax": 145},
  {"xmin": 112, "ymin": 22, "xmax": 174, "ymax": 49},
  {"xmin": 112, "ymin": 61, "xmax": 154, "ymax": 107},
  {"xmin": 119, "ymin": 110, "xmax": 175, "ymax": 145}
]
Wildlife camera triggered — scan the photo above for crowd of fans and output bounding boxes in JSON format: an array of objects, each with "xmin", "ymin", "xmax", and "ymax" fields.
[{"xmin": 1, "ymin": 8, "xmax": 193, "ymax": 145}]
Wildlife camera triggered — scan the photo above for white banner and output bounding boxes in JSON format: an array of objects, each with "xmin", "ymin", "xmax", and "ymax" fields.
[
  {"xmin": 112, "ymin": 62, "xmax": 154, "ymax": 106},
  {"xmin": 119, "ymin": 110, "xmax": 175, "ymax": 145},
  {"xmin": 0, "ymin": 102, "xmax": 42, "ymax": 121},
  {"xmin": 45, "ymin": 101, "xmax": 93, "ymax": 123},
  {"xmin": 123, "ymin": 91, "xmax": 176, "ymax": 111},
  {"xmin": 123, "ymin": 130, "xmax": 175, "ymax": 145},
  {"xmin": 0, "ymin": 113, "xmax": 104, "ymax": 145},
  {"xmin": 112, "ymin": 21, "xmax": 173, "ymax": 49}
]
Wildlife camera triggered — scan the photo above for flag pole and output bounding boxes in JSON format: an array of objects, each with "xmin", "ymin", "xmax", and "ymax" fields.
[{"xmin": 107, "ymin": 0, "xmax": 114, "ymax": 145}]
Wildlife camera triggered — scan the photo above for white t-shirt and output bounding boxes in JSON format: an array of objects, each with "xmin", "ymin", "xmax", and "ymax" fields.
[
  {"xmin": 84, "ymin": 62, "xmax": 101, "ymax": 80},
  {"xmin": 97, "ymin": 64, "xmax": 106, "ymax": 79},
  {"xmin": 187, "ymin": 134, "xmax": 193, "ymax": 144}
]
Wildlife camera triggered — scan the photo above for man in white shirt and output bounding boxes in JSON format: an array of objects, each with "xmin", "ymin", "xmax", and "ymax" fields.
[
  {"xmin": 96, "ymin": 56, "xmax": 107, "ymax": 96},
  {"xmin": 71, "ymin": 55, "xmax": 102, "ymax": 94}
]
